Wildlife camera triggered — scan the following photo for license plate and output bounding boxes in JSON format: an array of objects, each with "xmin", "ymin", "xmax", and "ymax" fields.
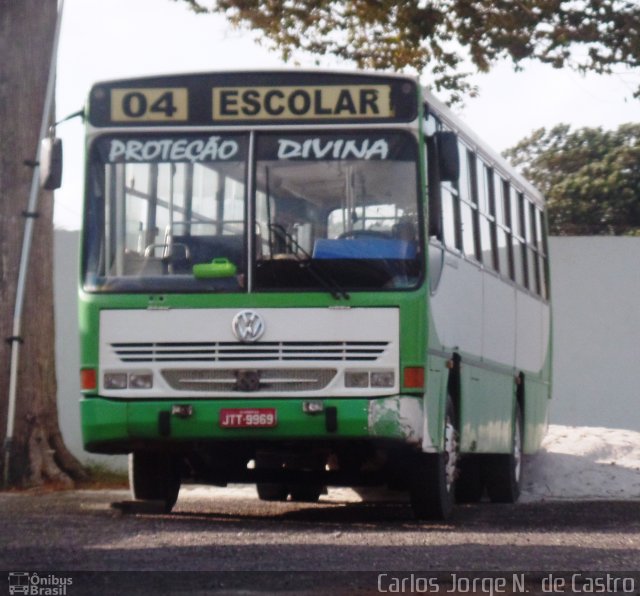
[{"xmin": 219, "ymin": 408, "xmax": 277, "ymax": 428}]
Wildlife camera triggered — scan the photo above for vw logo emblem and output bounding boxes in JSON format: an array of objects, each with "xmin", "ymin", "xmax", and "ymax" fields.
[{"xmin": 232, "ymin": 310, "xmax": 265, "ymax": 343}]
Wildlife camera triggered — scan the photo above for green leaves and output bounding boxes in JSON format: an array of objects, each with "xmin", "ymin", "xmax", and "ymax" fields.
[
  {"xmin": 505, "ymin": 123, "xmax": 640, "ymax": 235},
  {"xmin": 174, "ymin": 0, "xmax": 640, "ymax": 101}
]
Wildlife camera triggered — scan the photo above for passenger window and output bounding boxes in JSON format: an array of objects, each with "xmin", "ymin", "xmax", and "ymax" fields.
[
  {"xmin": 533, "ymin": 206, "xmax": 549, "ymax": 299},
  {"xmin": 481, "ymin": 166, "xmax": 499, "ymax": 271},
  {"xmin": 457, "ymin": 144, "xmax": 473, "ymax": 204},
  {"xmin": 494, "ymin": 173, "xmax": 505, "ymax": 225},
  {"xmin": 510, "ymin": 189, "xmax": 521, "ymax": 237},
  {"xmin": 510, "ymin": 190, "xmax": 526, "ymax": 287},
  {"xmin": 441, "ymin": 184, "xmax": 460, "ymax": 250},
  {"xmin": 460, "ymin": 201, "xmax": 480, "ymax": 260},
  {"xmin": 502, "ymin": 180, "xmax": 512, "ymax": 229},
  {"xmin": 518, "ymin": 194, "xmax": 531, "ymax": 289},
  {"xmin": 496, "ymin": 226, "xmax": 511, "ymax": 278},
  {"xmin": 528, "ymin": 202, "xmax": 537, "ymax": 244},
  {"xmin": 538, "ymin": 254, "xmax": 548, "ymax": 300},
  {"xmin": 522, "ymin": 198, "xmax": 533, "ymax": 244},
  {"xmin": 479, "ymin": 215, "xmax": 495, "ymax": 269},
  {"xmin": 476, "ymin": 159, "xmax": 492, "ymax": 215},
  {"xmin": 529, "ymin": 247, "xmax": 540, "ymax": 294},
  {"xmin": 534, "ymin": 208, "xmax": 545, "ymax": 252},
  {"xmin": 512, "ymin": 235, "xmax": 526, "ymax": 287}
]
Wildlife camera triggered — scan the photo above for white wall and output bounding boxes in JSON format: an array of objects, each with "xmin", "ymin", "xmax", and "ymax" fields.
[
  {"xmin": 53, "ymin": 232, "xmax": 640, "ymax": 465},
  {"xmin": 547, "ymin": 237, "xmax": 640, "ymax": 431}
]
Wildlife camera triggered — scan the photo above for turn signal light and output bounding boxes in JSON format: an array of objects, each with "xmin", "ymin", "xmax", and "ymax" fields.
[
  {"xmin": 80, "ymin": 368, "xmax": 97, "ymax": 391},
  {"xmin": 403, "ymin": 366, "xmax": 424, "ymax": 388}
]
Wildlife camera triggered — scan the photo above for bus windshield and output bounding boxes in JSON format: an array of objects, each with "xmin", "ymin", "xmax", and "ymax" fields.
[{"xmin": 83, "ymin": 130, "xmax": 421, "ymax": 293}]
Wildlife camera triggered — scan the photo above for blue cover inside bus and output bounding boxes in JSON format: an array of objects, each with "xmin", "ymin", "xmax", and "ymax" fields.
[{"xmin": 312, "ymin": 238, "xmax": 416, "ymax": 260}]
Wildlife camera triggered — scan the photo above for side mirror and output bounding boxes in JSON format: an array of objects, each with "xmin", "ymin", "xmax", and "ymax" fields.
[
  {"xmin": 436, "ymin": 131, "xmax": 459, "ymax": 182},
  {"xmin": 40, "ymin": 137, "xmax": 63, "ymax": 190}
]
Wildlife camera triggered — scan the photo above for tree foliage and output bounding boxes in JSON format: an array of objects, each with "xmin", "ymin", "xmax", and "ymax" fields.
[
  {"xmin": 504, "ymin": 123, "xmax": 640, "ymax": 235},
  {"xmin": 175, "ymin": 0, "xmax": 640, "ymax": 101}
]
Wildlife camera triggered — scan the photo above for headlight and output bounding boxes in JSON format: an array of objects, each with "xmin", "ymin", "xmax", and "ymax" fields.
[
  {"xmin": 345, "ymin": 371, "xmax": 369, "ymax": 388},
  {"xmin": 129, "ymin": 372, "xmax": 153, "ymax": 389},
  {"xmin": 103, "ymin": 371, "xmax": 153, "ymax": 390},
  {"xmin": 104, "ymin": 372, "xmax": 128, "ymax": 390},
  {"xmin": 344, "ymin": 370, "xmax": 395, "ymax": 389},
  {"xmin": 371, "ymin": 371, "xmax": 395, "ymax": 388}
]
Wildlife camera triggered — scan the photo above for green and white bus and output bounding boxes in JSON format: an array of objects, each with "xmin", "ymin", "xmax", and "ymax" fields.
[{"xmin": 74, "ymin": 70, "xmax": 551, "ymax": 519}]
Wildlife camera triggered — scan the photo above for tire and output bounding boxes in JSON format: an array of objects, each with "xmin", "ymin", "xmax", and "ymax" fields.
[
  {"xmin": 129, "ymin": 451, "xmax": 181, "ymax": 513},
  {"xmin": 486, "ymin": 402, "xmax": 523, "ymax": 503},
  {"xmin": 409, "ymin": 396, "xmax": 458, "ymax": 520},
  {"xmin": 288, "ymin": 484, "xmax": 323, "ymax": 503},
  {"xmin": 455, "ymin": 455, "xmax": 485, "ymax": 503},
  {"xmin": 256, "ymin": 483, "xmax": 289, "ymax": 502}
]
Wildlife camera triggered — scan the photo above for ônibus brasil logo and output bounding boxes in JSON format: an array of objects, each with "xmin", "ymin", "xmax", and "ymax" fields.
[{"xmin": 8, "ymin": 572, "xmax": 73, "ymax": 595}]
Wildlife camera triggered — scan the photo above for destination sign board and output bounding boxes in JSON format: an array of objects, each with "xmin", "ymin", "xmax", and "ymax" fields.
[
  {"xmin": 212, "ymin": 85, "xmax": 393, "ymax": 121},
  {"xmin": 88, "ymin": 72, "xmax": 418, "ymax": 126}
]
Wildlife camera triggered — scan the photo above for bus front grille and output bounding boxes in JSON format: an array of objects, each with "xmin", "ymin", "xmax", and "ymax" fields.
[{"xmin": 160, "ymin": 368, "xmax": 337, "ymax": 392}]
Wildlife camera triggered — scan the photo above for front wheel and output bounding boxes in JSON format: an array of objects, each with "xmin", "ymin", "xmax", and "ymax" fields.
[
  {"xmin": 409, "ymin": 397, "xmax": 458, "ymax": 520},
  {"xmin": 129, "ymin": 452, "xmax": 181, "ymax": 513},
  {"xmin": 288, "ymin": 484, "xmax": 323, "ymax": 503},
  {"xmin": 486, "ymin": 402, "xmax": 523, "ymax": 503},
  {"xmin": 256, "ymin": 483, "xmax": 289, "ymax": 502}
]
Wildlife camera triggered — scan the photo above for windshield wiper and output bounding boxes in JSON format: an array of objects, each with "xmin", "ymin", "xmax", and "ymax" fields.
[{"xmin": 268, "ymin": 224, "xmax": 350, "ymax": 300}]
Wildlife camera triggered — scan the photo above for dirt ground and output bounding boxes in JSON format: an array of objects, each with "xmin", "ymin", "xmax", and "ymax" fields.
[{"xmin": 1, "ymin": 486, "xmax": 638, "ymax": 595}]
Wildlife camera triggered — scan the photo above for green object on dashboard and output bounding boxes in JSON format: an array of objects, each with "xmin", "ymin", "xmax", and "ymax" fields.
[{"xmin": 192, "ymin": 258, "xmax": 237, "ymax": 279}]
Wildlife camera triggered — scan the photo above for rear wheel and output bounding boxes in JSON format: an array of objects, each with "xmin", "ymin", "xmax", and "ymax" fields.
[
  {"xmin": 288, "ymin": 484, "xmax": 323, "ymax": 503},
  {"xmin": 409, "ymin": 396, "xmax": 458, "ymax": 520},
  {"xmin": 256, "ymin": 483, "xmax": 289, "ymax": 502},
  {"xmin": 486, "ymin": 402, "xmax": 523, "ymax": 503},
  {"xmin": 455, "ymin": 455, "xmax": 485, "ymax": 503},
  {"xmin": 129, "ymin": 451, "xmax": 181, "ymax": 513}
]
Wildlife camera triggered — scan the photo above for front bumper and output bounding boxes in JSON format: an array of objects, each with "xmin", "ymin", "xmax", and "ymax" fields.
[{"xmin": 81, "ymin": 395, "xmax": 427, "ymax": 453}]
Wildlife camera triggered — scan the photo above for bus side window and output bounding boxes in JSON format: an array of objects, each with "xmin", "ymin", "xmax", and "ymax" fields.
[
  {"xmin": 510, "ymin": 187, "xmax": 526, "ymax": 287},
  {"xmin": 478, "ymin": 162, "xmax": 497, "ymax": 271},
  {"xmin": 525, "ymin": 200, "xmax": 540, "ymax": 295},
  {"xmin": 494, "ymin": 175, "xmax": 510, "ymax": 279},
  {"xmin": 500, "ymin": 178, "xmax": 515, "ymax": 280},
  {"xmin": 438, "ymin": 137, "xmax": 464, "ymax": 252},
  {"xmin": 441, "ymin": 182, "xmax": 460, "ymax": 250},
  {"xmin": 518, "ymin": 192, "xmax": 531, "ymax": 290},
  {"xmin": 535, "ymin": 206, "xmax": 549, "ymax": 299},
  {"xmin": 458, "ymin": 146, "xmax": 480, "ymax": 261}
]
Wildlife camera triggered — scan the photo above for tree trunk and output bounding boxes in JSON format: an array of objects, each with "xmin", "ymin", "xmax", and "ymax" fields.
[{"xmin": 0, "ymin": 0, "xmax": 86, "ymax": 486}]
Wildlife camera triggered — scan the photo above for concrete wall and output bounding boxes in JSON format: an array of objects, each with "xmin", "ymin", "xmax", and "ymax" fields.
[
  {"xmin": 547, "ymin": 237, "xmax": 640, "ymax": 431},
  {"xmin": 53, "ymin": 232, "xmax": 640, "ymax": 466}
]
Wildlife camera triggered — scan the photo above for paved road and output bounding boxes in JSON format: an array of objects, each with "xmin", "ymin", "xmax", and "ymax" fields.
[{"xmin": 1, "ymin": 487, "xmax": 638, "ymax": 594}]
